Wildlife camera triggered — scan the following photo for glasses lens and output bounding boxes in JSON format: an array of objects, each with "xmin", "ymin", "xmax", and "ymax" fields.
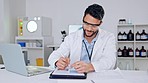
[{"xmin": 83, "ymin": 21, "xmax": 100, "ymax": 28}]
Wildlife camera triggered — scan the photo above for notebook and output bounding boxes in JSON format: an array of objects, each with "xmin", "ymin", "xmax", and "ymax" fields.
[{"xmin": 0, "ymin": 44, "xmax": 51, "ymax": 77}]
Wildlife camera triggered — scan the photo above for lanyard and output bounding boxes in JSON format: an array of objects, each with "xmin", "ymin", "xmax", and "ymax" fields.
[{"xmin": 82, "ymin": 40, "xmax": 96, "ymax": 60}]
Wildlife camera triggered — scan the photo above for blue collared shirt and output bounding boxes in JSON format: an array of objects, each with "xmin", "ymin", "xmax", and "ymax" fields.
[{"xmin": 80, "ymin": 32, "xmax": 98, "ymax": 63}]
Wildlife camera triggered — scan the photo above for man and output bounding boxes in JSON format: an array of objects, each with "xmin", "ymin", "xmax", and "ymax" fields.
[{"xmin": 48, "ymin": 4, "xmax": 116, "ymax": 73}]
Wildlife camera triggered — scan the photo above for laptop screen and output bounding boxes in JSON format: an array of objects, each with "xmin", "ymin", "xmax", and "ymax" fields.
[{"xmin": 0, "ymin": 44, "xmax": 28, "ymax": 76}]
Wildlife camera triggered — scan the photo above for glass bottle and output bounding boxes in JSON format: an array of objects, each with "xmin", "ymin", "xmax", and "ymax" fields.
[
  {"xmin": 123, "ymin": 32, "xmax": 127, "ymax": 41},
  {"xmin": 147, "ymin": 50, "xmax": 148, "ymax": 57},
  {"xmin": 135, "ymin": 48, "xmax": 140, "ymax": 57},
  {"xmin": 122, "ymin": 46, "xmax": 128, "ymax": 57},
  {"xmin": 125, "ymin": 62, "xmax": 131, "ymax": 70},
  {"xmin": 118, "ymin": 32, "xmax": 122, "ymax": 41},
  {"xmin": 136, "ymin": 31, "xmax": 141, "ymax": 41},
  {"xmin": 127, "ymin": 30, "xmax": 134, "ymax": 41},
  {"xmin": 140, "ymin": 46, "xmax": 146, "ymax": 57},
  {"xmin": 118, "ymin": 62, "xmax": 123, "ymax": 70},
  {"xmin": 118, "ymin": 48, "xmax": 122, "ymax": 57},
  {"xmin": 128, "ymin": 48, "xmax": 134, "ymax": 57},
  {"xmin": 141, "ymin": 30, "xmax": 147, "ymax": 41},
  {"xmin": 147, "ymin": 33, "xmax": 148, "ymax": 40}
]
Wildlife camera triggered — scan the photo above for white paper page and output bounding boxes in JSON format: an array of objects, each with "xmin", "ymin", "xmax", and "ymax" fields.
[{"xmin": 52, "ymin": 68, "xmax": 85, "ymax": 76}]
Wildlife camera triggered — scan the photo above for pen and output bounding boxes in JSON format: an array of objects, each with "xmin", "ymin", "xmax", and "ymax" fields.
[
  {"xmin": 61, "ymin": 53, "xmax": 71, "ymax": 72},
  {"xmin": 60, "ymin": 52, "xmax": 70, "ymax": 58},
  {"xmin": 91, "ymin": 80, "xmax": 95, "ymax": 83},
  {"xmin": 60, "ymin": 52, "xmax": 71, "ymax": 71},
  {"xmin": 0, "ymin": 67, "xmax": 5, "ymax": 69},
  {"xmin": 67, "ymin": 55, "xmax": 71, "ymax": 73}
]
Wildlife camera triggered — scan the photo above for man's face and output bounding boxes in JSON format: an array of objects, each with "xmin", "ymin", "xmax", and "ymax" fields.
[{"xmin": 83, "ymin": 14, "xmax": 102, "ymax": 37}]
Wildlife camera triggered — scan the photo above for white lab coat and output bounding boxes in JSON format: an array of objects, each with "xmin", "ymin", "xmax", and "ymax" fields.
[{"xmin": 48, "ymin": 29, "xmax": 117, "ymax": 72}]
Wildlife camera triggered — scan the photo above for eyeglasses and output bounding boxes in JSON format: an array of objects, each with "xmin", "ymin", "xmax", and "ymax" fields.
[{"xmin": 83, "ymin": 20, "xmax": 101, "ymax": 29}]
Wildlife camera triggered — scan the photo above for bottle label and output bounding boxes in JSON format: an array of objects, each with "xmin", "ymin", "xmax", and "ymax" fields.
[
  {"xmin": 129, "ymin": 52, "xmax": 133, "ymax": 56},
  {"xmin": 141, "ymin": 35, "xmax": 147, "ymax": 39},
  {"xmin": 118, "ymin": 35, "xmax": 122, "ymax": 40},
  {"xmin": 136, "ymin": 52, "xmax": 139, "ymax": 56},
  {"xmin": 118, "ymin": 52, "xmax": 122, "ymax": 56},
  {"xmin": 136, "ymin": 35, "xmax": 140, "ymax": 39},
  {"xmin": 123, "ymin": 35, "xmax": 127, "ymax": 40},
  {"xmin": 141, "ymin": 52, "xmax": 146, "ymax": 56}
]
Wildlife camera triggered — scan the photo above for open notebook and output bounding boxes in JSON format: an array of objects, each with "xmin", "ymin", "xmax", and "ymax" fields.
[{"xmin": 0, "ymin": 44, "xmax": 51, "ymax": 76}]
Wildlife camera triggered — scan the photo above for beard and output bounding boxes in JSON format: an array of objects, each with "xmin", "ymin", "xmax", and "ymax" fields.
[{"xmin": 83, "ymin": 29, "xmax": 98, "ymax": 37}]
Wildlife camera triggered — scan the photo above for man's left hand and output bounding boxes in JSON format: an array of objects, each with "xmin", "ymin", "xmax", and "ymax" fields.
[{"xmin": 71, "ymin": 61, "xmax": 94, "ymax": 73}]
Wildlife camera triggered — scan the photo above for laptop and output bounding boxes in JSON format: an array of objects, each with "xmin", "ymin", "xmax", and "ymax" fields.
[{"xmin": 0, "ymin": 44, "xmax": 51, "ymax": 76}]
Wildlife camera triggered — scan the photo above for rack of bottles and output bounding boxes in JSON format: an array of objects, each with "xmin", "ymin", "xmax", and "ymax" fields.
[{"xmin": 117, "ymin": 24, "xmax": 148, "ymax": 71}]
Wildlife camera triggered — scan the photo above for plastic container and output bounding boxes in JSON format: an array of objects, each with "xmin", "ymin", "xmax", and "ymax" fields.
[
  {"xmin": 36, "ymin": 58, "xmax": 43, "ymax": 66},
  {"xmin": 17, "ymin": 42, "xmax": 26, "ymax": 47}
]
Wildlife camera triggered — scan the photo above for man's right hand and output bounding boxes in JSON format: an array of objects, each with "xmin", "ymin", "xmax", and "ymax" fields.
[{"xmin": 55, "ymin": 57, "xmax": 70, "ymax": 70}]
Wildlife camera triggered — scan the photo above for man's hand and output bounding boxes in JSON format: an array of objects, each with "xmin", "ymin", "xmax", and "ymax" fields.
[
  {"xmin": 56, "ymin": 57, "xmax": 70, "ymax": 70},
  {"xmin": 71, "ymin": 61, "xmax": 94, "ymax": 73}
]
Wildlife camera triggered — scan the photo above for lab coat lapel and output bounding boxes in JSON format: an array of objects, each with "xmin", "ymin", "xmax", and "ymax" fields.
[
  {"xmin": 70, "ymin": 30, "xmax": 82, "ymax": 64},
  {"xmin": 91, "ymin": 29, "xmax": 104, "ymax": 60}
]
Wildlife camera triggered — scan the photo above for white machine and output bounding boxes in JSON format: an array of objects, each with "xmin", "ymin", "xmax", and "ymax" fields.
[
  {"xmin": 18, "ymin": 16, "xmax": 52, "ymax": 37},
  {"xmin": 68, "ymin": 25, "xmax": 82, "ymax": 34}
]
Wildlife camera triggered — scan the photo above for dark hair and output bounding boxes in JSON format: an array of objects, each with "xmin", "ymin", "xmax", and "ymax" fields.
[{"xmin": 83, "ymin": 4, "xmax": 105, "ymax": 20}]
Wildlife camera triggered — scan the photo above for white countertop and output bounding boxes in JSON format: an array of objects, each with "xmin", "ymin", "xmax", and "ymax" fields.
[{"xmin": 0, "ymin": 64, "xmax": 148, "ymax": 83}]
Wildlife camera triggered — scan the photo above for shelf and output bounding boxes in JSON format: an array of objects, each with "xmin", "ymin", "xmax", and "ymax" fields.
[
  {"xmin": 135, "ymin": 57, "xmax": 148, "ymax": 60},
  {"xmin": 135, "ymin": 24, "xmax": 148, "ymax": 26},
  {"xmin": 117, "ymin": 41, "xmax": 148, "ymax": 43},
  {"xmin": 15, "ymin": 36, "xmax": 51, "ymax": 66},
  {"xmin": 22, "ymin": 47, "xmax": 43, "ymax": 50},
  {"xmin": 117, "ymin": 57, "xmax": 134, "ymax": 60},
  {"xmin": 15, "ymin": 36, "xmax": 43, "ymax": 40},
  {"xmin": 117, "ymin": 41, "xmax": 134, "ymax": 43},
  {"xmin": 117, "ymin": 23, "xmax": 148, "ymax": 71},
  {"xmin": 135, "ymin": 41, "xmax": 148, "ymax": 43},
  {"xmin": 117, "ymin": 24, "xmax": 134, "ymax": 27}
]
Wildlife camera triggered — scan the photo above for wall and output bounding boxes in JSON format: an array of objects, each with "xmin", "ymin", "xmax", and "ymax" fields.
[
  {"xmin": 0, "ymin": 0, "xmax": 26, "ymax": 63},
  {"xmin": 26, "ymin": 0, "xmax": 148, "ymax": 45},
  {"xmin": 0, "ymin": 0, "xmax": 26, "ymax": 43},
  {"xmin": 0, "ymin": 0, "xmax": 10, "ymax": 63},
  {"xmin": 0, "ymin": 0, "xmax": 3, "ymax": 63},
  {"xmin": 0, "ymin": 0, "xmax": 4, "ymax": 42},
  {"xmin": 0, "ymin": 0, "xmax": 8, "ymax": 43},
  {"xmin": 0, "ymin": 0, "xmax": 147, "ymax": 66},
  {"xmin": 0, "ymin": 0, "xmax": 148, "ymax": 44},
  {"xmin": 9, "ymin": 0, "xmax": 26, "ymax": 43}
]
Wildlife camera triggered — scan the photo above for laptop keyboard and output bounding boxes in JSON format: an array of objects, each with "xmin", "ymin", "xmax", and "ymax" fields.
[{"xmin": 26, "ymin": 66, "xmax": 51, "ymax": 74}]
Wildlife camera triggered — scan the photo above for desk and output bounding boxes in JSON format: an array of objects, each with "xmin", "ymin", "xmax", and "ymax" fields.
[
  {"xmin": 0, "ymin": 64, "xmax": 148, "ymax": 83},
  {"xmin": 47, "ymin": 45, "xmax": 60, "ymax": 50}
]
